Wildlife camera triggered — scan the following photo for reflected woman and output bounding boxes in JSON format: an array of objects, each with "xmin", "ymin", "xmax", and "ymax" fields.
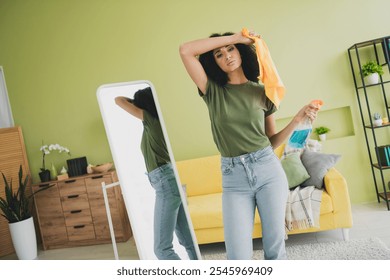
[{"xmin": 115, "ymin": 87, "xmax": 197, "ymax": 260}]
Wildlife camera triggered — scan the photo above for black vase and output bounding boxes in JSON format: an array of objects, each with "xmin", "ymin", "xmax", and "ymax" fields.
[
  {"xmin": 39, "ymin": 169, "xmax": 51, "ymax": 182},
  {"xmin": 67, "ymin": 157, "xmax": 88, "ymax": 177}
]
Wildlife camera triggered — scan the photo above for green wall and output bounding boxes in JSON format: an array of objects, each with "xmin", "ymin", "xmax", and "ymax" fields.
[{"xmin": 1, "ymin": 0, "xmax": 390, "ymax": 204}]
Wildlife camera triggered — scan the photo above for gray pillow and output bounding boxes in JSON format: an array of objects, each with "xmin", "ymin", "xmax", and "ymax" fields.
[
  {"xmin": 281, "ymin": 152, "xmax": 310, "ymax": 189},
  {"xmin": 301, "ymin": 149, "xmax": 341, "ymax": 188}
]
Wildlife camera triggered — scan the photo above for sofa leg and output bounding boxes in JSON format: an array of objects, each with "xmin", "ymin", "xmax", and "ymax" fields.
[{"xmin": 342, "ymin": 228, "xmax": 350, "ymax": 241}]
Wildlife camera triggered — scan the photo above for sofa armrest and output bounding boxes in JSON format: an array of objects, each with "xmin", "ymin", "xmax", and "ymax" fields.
[{"xmin": 323, "ymin": 167, "xmax": 353, "ymax": 227}]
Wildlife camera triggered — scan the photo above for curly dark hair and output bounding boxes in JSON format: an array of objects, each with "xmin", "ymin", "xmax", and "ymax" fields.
[
  {"xmin": 199, "ymin": 32, "xmax": 260, "ymax": 86},
  {"xmin": 131, "ymin": 87, "xmax": 159, "ymax": 119}
]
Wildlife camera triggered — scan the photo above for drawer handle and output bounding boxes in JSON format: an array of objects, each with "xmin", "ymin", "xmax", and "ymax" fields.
[
  {"xmin": 70, "ymin": 210, "xmax": 82, "ymax": 214},
  {"xmin": 67, "ymin": 194, "xmax": 79, "ymax": 199},
  {"xmin": 38, "ymin": 183, "xmax": 50, "ymax": 188},
  {"xmin": 73, "ymin": 225, "xmax": 85, "ymax": 229},
  {"xmin": 65, "ymin": 179, "xmax": 76, "ymax": 183},
  {"xmin": 91, "ymin": 175, "xmax": 104, "ymax": 179}
]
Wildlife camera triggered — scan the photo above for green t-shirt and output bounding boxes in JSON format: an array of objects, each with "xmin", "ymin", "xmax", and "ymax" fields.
[
  {"xmin": 141, "ymin": 111, "xmax": 170, "ymax": 172},
  {"xmin": 202, "ymin": 79, "xmax": 277, "ymax": 157}
]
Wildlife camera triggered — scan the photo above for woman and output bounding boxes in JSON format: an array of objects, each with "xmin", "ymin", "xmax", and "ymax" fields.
[
  {"xmin": 115, "ymin": 87, "xmax": 197, "ymax": 260},
  {"xmin": 179, "ymin": 31, "xmax": 318, "ymax": 260}
]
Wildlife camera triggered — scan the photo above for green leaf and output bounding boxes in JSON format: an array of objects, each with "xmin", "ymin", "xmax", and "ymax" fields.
[
  {"xmin": 362, "ymin": 61, "xmax": 384, "ymax": 77},
  {"xmin": 0, "ymin": 165, "xmax": 34, "ymax": 223}
]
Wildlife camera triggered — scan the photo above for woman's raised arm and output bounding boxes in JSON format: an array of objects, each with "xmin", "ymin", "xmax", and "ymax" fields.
[
  {"xmin": 179, "ymin": 33, "xmax": 249, "ymax": 94},
  {"xmin": 115, "ymin": 96, "xmax": 144, "ymax": 120}
]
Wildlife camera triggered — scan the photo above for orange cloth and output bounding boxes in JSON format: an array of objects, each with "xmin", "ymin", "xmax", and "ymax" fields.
[{"xmin": 242, "ymin": 28, "xmax": 285, "ymax": 108}]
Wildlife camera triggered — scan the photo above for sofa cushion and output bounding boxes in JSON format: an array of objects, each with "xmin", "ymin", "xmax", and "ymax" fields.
[
  {"xmin": 301, "ymin": 149, "xmax": 341, "ymax": 188},
  {"xmin": 274, "ymin": 144, "xmax": 285, "ymax": 158},
  {"xmin": 187, "ymin": 193, "xmax": 223, "ymax": 229},
  {"xmin": 188, "ymin": 189, "xmax": 333, "ymax": 230},
  {"xmin": 176, "ymin": 155, "xmax": 222, "ymax": 196},
  {"xmin": 281, "ymin": 152, "xmax": 311, "ymax": 188}
]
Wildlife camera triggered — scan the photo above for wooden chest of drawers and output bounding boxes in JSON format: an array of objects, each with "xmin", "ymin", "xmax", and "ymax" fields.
[{"xmin": 32, "ymin": 171, "xmax": 131, "ymax": 250}]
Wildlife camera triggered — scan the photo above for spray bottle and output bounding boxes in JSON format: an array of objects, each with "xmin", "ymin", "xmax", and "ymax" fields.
[{"xmin": 286, "ymin": 100, "xmax": 323, "ymax": 150}]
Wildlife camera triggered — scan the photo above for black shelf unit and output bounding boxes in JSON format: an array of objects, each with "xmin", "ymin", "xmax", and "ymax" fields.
[{"xmin": 348, "ymin": 36, "xmax": 390, "ymax": 210}]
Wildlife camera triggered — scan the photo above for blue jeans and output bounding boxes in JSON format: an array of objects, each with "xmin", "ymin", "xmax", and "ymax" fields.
[
  {"xmin": 221, "ymin": 146, "xmax": 288, "ymax": 260},
  {"xmin": 148, "ymin": 163, "xmax": 197, "ymax": 260}
]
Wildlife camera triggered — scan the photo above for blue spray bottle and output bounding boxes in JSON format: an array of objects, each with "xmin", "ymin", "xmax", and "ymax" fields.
[{"xmin": 287, "ymin": 100, "xmax": 323, "ymax": 149}]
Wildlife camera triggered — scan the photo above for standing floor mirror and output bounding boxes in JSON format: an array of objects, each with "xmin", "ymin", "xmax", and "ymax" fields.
[{"xmin": 96, "ymin": 80, "xmax": 200, "ymax": 260}]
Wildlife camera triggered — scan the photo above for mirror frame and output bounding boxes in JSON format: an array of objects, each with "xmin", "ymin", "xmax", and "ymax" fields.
[{"xmin": 96, "ymin": 80, "xmax": 200, "ymax": 260}]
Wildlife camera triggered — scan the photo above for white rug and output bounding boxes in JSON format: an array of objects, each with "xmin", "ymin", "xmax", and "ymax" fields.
[{"xmin": 202, "ymin": 238, "xmax": 390, "ymax": 260}]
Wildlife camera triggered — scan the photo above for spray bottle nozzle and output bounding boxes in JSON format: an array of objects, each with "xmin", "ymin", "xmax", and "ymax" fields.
[{"xmin": 310, "ymin": 99, "xmax": 324, "ymax": 109}]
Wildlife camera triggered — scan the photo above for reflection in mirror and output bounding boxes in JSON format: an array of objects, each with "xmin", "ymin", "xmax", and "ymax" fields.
[{"xmin": 97, "ymin": 81, "xmax": 200, "ymax": 260}]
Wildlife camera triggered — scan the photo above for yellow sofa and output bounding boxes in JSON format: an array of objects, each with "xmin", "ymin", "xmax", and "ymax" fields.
[{"xmin": 176, "ymin": 146, "xmax": 353, "ymax": 245}]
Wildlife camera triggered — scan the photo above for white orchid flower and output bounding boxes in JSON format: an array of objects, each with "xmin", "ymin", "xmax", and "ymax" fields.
[
  {"xmin": 40, "ymin": 145, "xmax": 48, "ymax": 151},
  {"xmin": 40, "ymin": 142, "xmax": 71, "ymax": 171}
]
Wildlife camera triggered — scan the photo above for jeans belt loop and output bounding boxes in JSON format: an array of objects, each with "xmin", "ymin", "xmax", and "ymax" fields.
[
  {"xmin": 249, "ymin": 152, "xmax": 256, "ymax": 163},
  {"xmin": 159, "ymin": 163, "xmax": 168, "ymax": 173}
]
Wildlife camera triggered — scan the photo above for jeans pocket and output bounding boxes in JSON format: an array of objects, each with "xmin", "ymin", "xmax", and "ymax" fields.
[
  {"xmin": 254, "ymin": 149, "xmax": 278, "ymax": 164},
  {"xmin": 148, "ymin": 172, "xmax": 161, "ymax": 188},
  {"xmin": 221, "ymin": 163, "xmax": 233, "ymax": 175},
  {"xmin": 168, "ymin": 177, "xmax": 180, "ymax": 197}
]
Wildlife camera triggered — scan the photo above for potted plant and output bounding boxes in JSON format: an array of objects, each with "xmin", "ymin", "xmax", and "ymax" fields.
[
  {"xmin": 314, "ymin": 126, "xmax": 330, "ymax": 141},
  {"xmin": 0, "ymin": 165, "xmax": 52, "ymax": 259},
  {"xmin": 361, "ymin": 61, "xmax": 384, "ymax": 85},
  {"xmin": 39, "ymin": 142, "xmax": 71, "ymax": 182},
  {"xmin": 373, "ymin": 112, "xmax": 383, "ymax": 127}
]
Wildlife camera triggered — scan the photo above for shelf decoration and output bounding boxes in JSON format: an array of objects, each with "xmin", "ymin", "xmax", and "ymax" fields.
[
  {"xmin": 39, "ymin": 142, "xmax": 71, "ymax": 182},
  {"xmin": 361, "ymin": 61, "xmax": 384, "ymax": 85},
  {"xmin": 314, "ymin": 126, "xmax": 331, "ymax": 141},
  {"xmin": 373, "ymin": 113, "xmax": 383, "ymax": 127}
]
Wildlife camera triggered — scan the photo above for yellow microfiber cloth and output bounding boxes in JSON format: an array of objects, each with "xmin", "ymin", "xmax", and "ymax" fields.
[{"xmin": 242, "ymin": 28, "xmax": 285, "ymax": 108}]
